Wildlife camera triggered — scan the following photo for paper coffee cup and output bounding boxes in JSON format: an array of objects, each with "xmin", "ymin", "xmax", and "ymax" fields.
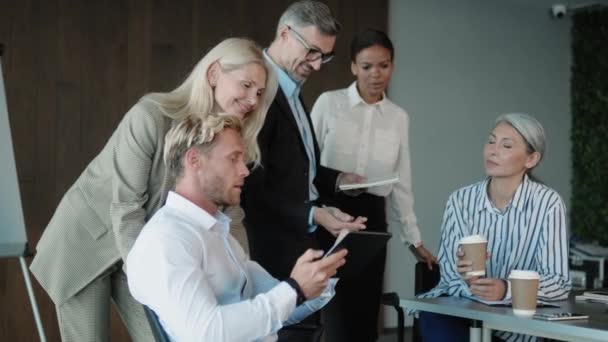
[
  {"xmin": 459, "ymin": 235, "xmax": 487, "ymax": 276},
  {"xmin": 509, "ymin": 270, "xmax": 540, "ymax": 316}
]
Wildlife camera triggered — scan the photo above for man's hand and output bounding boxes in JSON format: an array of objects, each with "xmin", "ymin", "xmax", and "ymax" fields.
[
  {"xmin": 409, "ymin": 244, "xmax": 437, "ymax": 270},
  {"xmin": 313, "ymin": 206, "xmax": 366, "ymax": 236},
  {"xmin": 289, "ymin": 249, "xmax": 348, "ymax": 299},
  {"xmin": 469, "ymin": 278, "xmax": 506, "ymax": 301}
]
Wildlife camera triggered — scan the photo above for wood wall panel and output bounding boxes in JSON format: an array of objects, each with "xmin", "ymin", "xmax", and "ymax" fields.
[{"xmin": 0, "ymin": 1, "xmax": 387, "ymax": 340}]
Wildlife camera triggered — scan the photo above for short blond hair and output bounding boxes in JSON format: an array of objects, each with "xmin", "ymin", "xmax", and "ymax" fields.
[{"xmin": 164, "ymin": 114, "xmax": 243, "ymax": 181}]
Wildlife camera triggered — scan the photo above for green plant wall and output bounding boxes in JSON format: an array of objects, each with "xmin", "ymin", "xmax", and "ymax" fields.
[{"xmin": 571, "ymin": 8, "xmax": 608, "ymax": 243}]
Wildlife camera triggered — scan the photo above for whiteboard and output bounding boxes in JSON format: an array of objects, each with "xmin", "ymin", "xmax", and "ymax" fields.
[{"xmin": 0, "ymin": 53, "xmax": 28, "ymax": 257}]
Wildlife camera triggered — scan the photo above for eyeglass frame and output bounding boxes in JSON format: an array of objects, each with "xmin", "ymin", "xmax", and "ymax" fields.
[{"xmin": 286, "ymin": 25, "xmax": 335, "ymax": 64}]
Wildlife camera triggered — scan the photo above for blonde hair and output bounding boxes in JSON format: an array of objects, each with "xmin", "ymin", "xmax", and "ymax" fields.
[
  {"xmin": 145, "ymin": 37, "xmax": 278, "ymax": 165},
  {"xmin": 164, "ymin": 114, "xmax": 243, "ymax": 181}
]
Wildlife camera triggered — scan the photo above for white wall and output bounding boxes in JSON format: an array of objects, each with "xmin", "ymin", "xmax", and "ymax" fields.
[{"xmin": 384, "ymin": 0, "xmax": 573, "ymax": 327}]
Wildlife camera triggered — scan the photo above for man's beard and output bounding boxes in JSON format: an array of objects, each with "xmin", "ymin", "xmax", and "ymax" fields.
[{"xmin": 203, "ymin": 173, "xmax": 234, "ymax": 208}]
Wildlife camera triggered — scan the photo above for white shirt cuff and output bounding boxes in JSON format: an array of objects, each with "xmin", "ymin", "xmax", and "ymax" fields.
[
  {"xmin": 504, "ymin": 279, "xmax": 512, "ymax": 301},
  {"xmin": 308, "ymin": 207, "xmax": 317, "ymax": 233}
]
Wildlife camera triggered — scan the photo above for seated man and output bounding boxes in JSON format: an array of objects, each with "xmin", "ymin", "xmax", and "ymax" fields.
[{"xmin": 127, "ymin": 114, "xmax": 347, "ymax": 342}]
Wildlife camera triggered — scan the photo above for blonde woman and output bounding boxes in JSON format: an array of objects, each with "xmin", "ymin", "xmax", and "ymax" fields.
[{"xmin": 30, "ymin": 37, "xmax": 277, "ymax": 342}]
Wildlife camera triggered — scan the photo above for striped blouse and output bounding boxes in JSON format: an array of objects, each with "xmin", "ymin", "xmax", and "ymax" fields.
[{"xmin": 420, "ymin": 175, "xmax": 571, "ymax": 342}]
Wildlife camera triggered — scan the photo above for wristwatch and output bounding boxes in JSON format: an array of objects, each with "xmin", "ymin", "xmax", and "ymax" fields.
[{"xmin": 285, "ymin": 277, "xmax": 306, "ymax": 306}]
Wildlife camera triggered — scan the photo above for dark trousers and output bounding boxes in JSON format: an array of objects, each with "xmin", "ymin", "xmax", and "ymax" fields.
[
  {"xmin": 418, "ymin": 312, "xmax": 504, "ymax": 342},
  {"xmin": 319, "ymin": 192, "xmax": 387, "ymax": 342}
]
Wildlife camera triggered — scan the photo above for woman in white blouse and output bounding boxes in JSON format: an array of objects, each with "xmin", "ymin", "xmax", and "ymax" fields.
[
  {"xmin": 418, "ymin": 113, "xmax": 571, "ymax": 342},
  {"xmin": 310, "ymin": 29, "xmax": 436, "ymax": 342}
]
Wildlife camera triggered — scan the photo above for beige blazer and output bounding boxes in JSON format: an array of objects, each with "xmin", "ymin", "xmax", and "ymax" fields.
[{"xmin": 30, "ymin": 97, "xmax": 175, "ymax": 305}]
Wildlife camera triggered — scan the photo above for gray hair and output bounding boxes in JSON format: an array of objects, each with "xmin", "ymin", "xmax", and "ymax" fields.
[
  {"xmin": 495, "ymin": 113, "xmax": 546, "ymax": 162},
  {"xmin": 277, "ymin": 0, "xmax": 341, "ymax": 36}
]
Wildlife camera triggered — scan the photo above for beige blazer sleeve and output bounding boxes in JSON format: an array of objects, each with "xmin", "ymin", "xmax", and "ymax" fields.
[
  {"xmin": 30, "ymin": 98, "xmax": 174, "ymax": 304},
  {"xmin": 109, "ymin": 100, "xmax": 167, "ymax": 261}
]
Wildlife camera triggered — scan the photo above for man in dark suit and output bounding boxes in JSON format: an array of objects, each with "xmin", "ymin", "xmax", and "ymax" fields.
[{"xmin": 241, "ymin": 0, "xmax": 366, "ymax": 280}]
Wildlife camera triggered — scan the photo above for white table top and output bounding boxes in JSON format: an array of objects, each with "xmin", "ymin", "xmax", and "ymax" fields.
[{"xmin": 400, "ymin": 294, "xmax": 608, "ymax": 342}]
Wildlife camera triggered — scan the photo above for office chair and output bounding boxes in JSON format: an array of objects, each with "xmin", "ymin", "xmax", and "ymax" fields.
[
  {"xmin": 278, "ymin": 323, "xmax": 324, "ymax": 342},
  {"xmin": 145, "ymin": 304, "xmax": 323, "ymax": 342},
  {"xmin": 381, "ymin": 292, "xmax": 405, "ymax": 342},
  {"xmin": 143, "ymin": 305, "xmax": 171, "ymax": 342},
  {"xmin": 381, "ymin": 262, "xmax": 440, "ymax": 342},
  {"xmin": 412, "ymin": 261, "xmax": 440, "ymax": 342}
]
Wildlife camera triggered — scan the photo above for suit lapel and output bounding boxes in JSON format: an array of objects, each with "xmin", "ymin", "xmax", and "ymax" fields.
[
  {"xmin": 274, "ymin": 88, "xmax": 299, "ymax": 130},
  {"xmin": 274, "ymin": 88, "xmax": 308, "ymax": 156},
  {"xmin": 299, "ymin": 94, "xmax": 321, "ymax": 165},
  {"xmin": 274, "ymin": 88, "xmax": 322, "ymax": 168}
]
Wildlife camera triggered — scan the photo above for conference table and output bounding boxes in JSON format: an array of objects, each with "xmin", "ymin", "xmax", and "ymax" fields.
[{"xmin": 400, "ymin": 294, "xmax": 608, "ymax": 342}]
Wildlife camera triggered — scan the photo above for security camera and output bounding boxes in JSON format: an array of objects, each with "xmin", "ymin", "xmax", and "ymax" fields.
[{"xmin": 551, "ymin": 4, "xmax": 567, "ymax": 18}]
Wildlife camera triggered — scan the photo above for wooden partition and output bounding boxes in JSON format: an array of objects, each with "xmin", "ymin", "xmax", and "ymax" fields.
[{"xmin": 0, "ymin": 0, "xmax": 387, "ymax": 340}]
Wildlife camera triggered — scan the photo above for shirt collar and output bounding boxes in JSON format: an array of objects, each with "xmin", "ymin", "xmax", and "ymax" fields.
[
  {"xmin": 510, "ymin": 174, "xmax": 531, "ymax": 211},
  {"xmin": 165, "ymin": 191, "xmax": 231, "ymax": 236},
  {"xmin": 346, "ymin": 81, "xmax": 388, "ymax": 109},
  {"xmin": 263, "ymin": 49, "xmax": 300, "ymax": 98},
  {"xmin": 477, "ymin": 175, "xmax": 530, "ymax": 213},
  {"xmin": 477, "ymin": 177, "xmax": 493, "ymax": 213}
]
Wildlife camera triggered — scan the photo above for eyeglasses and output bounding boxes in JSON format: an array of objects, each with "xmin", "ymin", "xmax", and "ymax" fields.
[{"xmin": 286, "ymin": 25, "xmax": 335, "ymax": 64}]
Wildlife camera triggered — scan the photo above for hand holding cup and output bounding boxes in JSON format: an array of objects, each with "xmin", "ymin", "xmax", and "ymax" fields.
[{"xmin": 457, "ymin": 235, "xmax": 488, "ymax": 283}]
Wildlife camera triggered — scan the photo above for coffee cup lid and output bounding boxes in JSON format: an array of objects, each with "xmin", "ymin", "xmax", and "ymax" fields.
[
  {"xmin": 459, "ymin": 235, "xmax": 487, "ymax": 244},
  {"xmin": 508, "ymin": 270, "xmax": 540, "ymax": 279}
]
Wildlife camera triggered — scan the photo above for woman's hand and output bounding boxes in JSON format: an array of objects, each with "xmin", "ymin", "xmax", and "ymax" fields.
[
  {"xmin": 409, "ymin": 244, "xmax": 437, "ymax": 270},
  {"xmin": 456, "ymin": 249, "xmax": 490, "ymax": 285},
  {"xmin": 469, "ymin": 278, "xmax": 507, "ymax": 301}
]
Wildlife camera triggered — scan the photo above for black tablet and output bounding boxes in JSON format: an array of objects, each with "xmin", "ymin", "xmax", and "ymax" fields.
[{"xmin": 325, "ymin": 230, "xmax": 392, "ymax": 278}]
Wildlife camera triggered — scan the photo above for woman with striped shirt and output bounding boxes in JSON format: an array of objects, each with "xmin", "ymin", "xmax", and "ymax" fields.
[{"xmin": 418, "ymin": 113, "xmax": 571, "ymax": 342}]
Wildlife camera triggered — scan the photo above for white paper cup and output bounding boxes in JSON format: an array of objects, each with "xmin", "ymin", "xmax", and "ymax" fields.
[
  {"xmin": 509, "ymin": 270, "xmax": 540, "ymax": 316},
  {"xmin": 459, "ymin": 235, "xmax": 488, "ymax": 277}
]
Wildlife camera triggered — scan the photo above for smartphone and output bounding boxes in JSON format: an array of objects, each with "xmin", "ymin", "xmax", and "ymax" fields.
[
  {"xmin": 584, "ymin": 291, "xmax": 608, "ymax": 297},
  {"xmin": 533, "ymin": 312, "xmax": 589, "ymax": 321}
]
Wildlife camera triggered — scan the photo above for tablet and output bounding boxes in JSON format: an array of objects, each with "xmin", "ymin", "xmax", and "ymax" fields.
[
  {"xmin": 338, "ymin": 177, "xmax": 399, "ymax": 191},
  {"xmin": 325, "ymin": 230, "xmax": 392, "ymax": 278}
]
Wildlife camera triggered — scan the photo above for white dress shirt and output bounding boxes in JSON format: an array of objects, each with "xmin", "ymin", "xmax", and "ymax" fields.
[
  {"xmin": 127, "ymin": 192, "xmax": 335, "ymax": 342},
  {"xmin": 311, "ymin": 82, "xmax": 422, "ymax": 246}
]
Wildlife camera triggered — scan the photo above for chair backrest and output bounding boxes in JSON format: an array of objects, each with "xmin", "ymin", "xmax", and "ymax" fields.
[
  {"xmin": 143, "ymin": 305, "xmax": 171, "ymax": 342},
  {"xmin": 412, "ymin": 262, "xmax": 442, "ymax": 342},
  {"xmin": 414, "ymin": 261, "xmax": 441, "ymax": 295},
  {"xmin": 277, "ymin": 323, "xmax": 324, "ymax": 342}
]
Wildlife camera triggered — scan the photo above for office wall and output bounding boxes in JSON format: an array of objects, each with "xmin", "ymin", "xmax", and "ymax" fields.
[
  {"xmin": 0, "ymin": 1, "xmax": 386, "ymax": 340},
  {"xmin": 384, "ymin": 0, "xmax": 573, "ymax": 327}
]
